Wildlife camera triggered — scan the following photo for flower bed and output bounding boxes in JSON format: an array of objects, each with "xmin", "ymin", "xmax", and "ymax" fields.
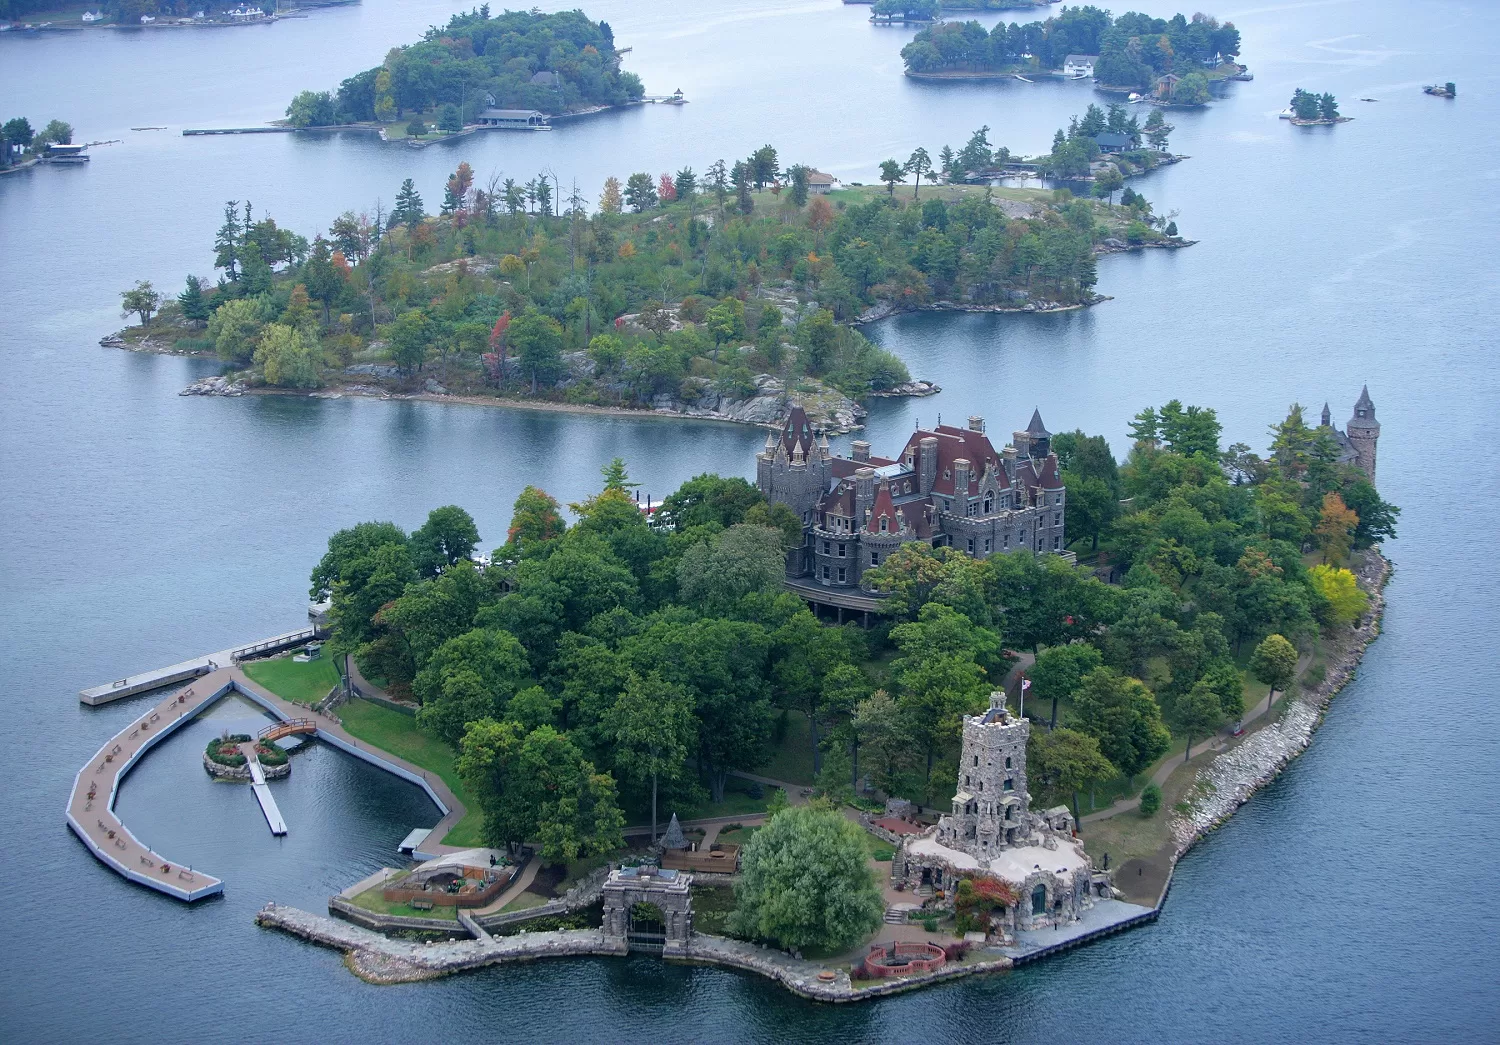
[
  {"xmin": 206, "ymin": 736, "xmax": 247, "ymax": 767},
  {"xmin": 255, "ymin": 738, "xmax": 289, "ymax": 766}
]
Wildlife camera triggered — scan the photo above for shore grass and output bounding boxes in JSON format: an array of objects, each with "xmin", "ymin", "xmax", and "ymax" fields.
[
  {"xmin": 349, "ymin": 884, "xmax": 459, "ymax": 921},
  {"xmin": 337, "ymin": 698, "xmax": 485, "ymax": 847},
  {"xmin": 243, "ymin": 650, "xmax": 341, "ymax": 704}
]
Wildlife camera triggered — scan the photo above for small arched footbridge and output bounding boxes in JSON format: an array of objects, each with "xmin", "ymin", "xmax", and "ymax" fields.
[{"xmin": 259, "ymin": 718, "xmax": 317, "ymax": 743}]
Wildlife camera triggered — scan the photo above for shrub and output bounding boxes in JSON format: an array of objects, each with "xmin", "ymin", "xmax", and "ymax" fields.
[
  {"xmin": 922, "ymin": 917, "xmax": 938, "ymax": 933},
  {"xmin": 1139, "ymin": 783, "xmax": 1162, "ymax": 817},
  {"xmin": 1301, "ymin": 662, "xmax": 1327, "ymax": 690}
]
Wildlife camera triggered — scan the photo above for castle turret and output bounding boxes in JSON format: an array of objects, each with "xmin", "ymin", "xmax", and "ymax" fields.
[
  {"xmin": 1346, "ymin": 385, "xmax": 1379, "ymax": 485},
  {"xmin": 1320, "ymin": 402, "xmax": 1332, "ymax": 428}
]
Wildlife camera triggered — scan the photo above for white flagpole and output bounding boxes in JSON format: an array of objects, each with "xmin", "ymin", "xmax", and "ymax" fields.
[{"xmin": 1020, "ymin": 676, "xmax": 1029, "ymax": 719}]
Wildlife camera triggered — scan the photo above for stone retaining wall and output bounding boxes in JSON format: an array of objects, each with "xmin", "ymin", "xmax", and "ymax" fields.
[
  {"xmin": 1168, "ymin": 549, "xmax": 1392, "ymax": 861},
  {"xmin": 203, "ymin": 752, "xmax": 290, "ymax": 780},
  {"xmin": 259, "ymin": 901, "xmax": 1013, "ymax": 1000}
]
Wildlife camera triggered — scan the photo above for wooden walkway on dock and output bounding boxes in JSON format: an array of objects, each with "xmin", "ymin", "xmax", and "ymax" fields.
[
  {"xmin": 69, "ymin": 665, "xmax": 468, "ymax": 903},
  {"xmin": 79, "ymin": 627, "xmax": 314, "ymax": 705}
]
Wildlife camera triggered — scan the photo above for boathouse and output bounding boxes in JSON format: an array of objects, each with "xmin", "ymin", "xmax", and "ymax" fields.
[{"xmin": 476, "ymin": 108, "xmax": 548, "ymax": 129}]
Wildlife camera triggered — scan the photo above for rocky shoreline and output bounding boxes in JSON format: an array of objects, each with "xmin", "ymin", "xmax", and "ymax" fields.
[
  {"xmin": 178, "ymin": 371, "xmax": 941, "ymax": 435},
  {"xmin": 854, "ymin": 295, "xmax": 1111, "ymax": 325},
  {"xmin": 1168, "ymin": 547, "xmax": 1392, "ymax": 858}
]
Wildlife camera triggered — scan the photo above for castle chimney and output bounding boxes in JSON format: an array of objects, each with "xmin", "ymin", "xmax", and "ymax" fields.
[
  {"xmin": 918, "ymin": 436, "xmax": 939, "ymax": 495},
  {"xmin": 968, "ymin": 416, "xmax": 985, "ymax": 434},
  {"xmin": 854, "ymin": 467, "xmax": 876, "ymax": 524},
  {"xmin": 851, "ymin": 440, "xmax": 871, "ymax": 463},
  {"xmin": 1012, "ymin": 430, "xmax": 1031, "ymax": 457},
  {"xmin": 954, "ymin": 458, "xmax": 971, "ymax": 496}
]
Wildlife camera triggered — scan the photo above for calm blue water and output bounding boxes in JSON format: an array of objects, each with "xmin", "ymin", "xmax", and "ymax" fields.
[{"xmin": 2, "ymin": 1, "xmax": 1498, "ymax": 1041}]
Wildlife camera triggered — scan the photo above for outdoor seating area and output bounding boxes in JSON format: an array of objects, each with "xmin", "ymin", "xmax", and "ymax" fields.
[
  {"xmin": 660, "ymin": 842, "xmax": 741, "ymax": 874},
  {"xmin": 381, "ymin": 847, "xmax": 514, "ymax": 909}
]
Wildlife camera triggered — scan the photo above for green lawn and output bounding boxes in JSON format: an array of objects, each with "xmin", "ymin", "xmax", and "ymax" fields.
[
  {"xmin": 667, "ymin": 778, "xmax": 773, "ymax": 822},
  {"xmin": 243, "ymin": 650, "xmax": 341, "ymax": 704},
  {"xmin": 499, "ymin": 891, "xmax": 549, "ymax": 913},
  {"xmin": 716, "ymin": 824, "xmax": 761, "ymax": 845},
  {"xmin": 337, "ymin": 698, "xmax": 485, "ymax": 847},
  {"xmin": 349, "ymin": 884, "xmax": 458, "ymax": 921}
]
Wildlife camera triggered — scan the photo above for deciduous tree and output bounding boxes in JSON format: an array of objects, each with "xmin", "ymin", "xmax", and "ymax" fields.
[{"xmin": 727, "ymin": 804, "xmax": 884, "ymax": 953}]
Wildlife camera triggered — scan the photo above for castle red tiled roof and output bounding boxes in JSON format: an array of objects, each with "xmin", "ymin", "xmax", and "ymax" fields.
[{"xmin": 865, "ymin": 482, "xmax": 900, "ymax": 534}]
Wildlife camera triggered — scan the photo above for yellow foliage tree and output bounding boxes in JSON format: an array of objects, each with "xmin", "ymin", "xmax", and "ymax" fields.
[
  {"xmin": 599, "ymin": 176, "xmax": 623, "ymax": 215},
  {"xmin": 1308, "ymin": 564, "xmax": 1368, "ymax": 629},
  {"xmin": 1314, "ymin": 491, "xmax": 1359, "ymax": 564}
]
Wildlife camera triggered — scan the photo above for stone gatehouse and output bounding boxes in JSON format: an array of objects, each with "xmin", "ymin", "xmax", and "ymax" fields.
[{"xmin": 600, "ymin": 866, "xmax": 693, "ymax": 956}]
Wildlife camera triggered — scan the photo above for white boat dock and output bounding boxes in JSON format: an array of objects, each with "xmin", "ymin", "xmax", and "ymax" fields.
[
  {"xmin": 79, "ymin": 627, "xmax": 315, "ymax": 705},
  {"xmin": 247, "ymin": 757, "xmax": 287, "ymax": 835}
]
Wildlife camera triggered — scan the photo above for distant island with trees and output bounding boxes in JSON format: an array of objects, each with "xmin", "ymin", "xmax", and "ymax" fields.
[
  {"xmin": 110, "ymin": 136, "xmax": 1190, "ymax": 416},
  {"xmin": 0, "ymin": 0, "xmax": 350, "ymax": 29},
  {"xmin": 283, "ymin": 7, "xmax": 645, "ymax": 131},
  {"xmin": 867, "ymin": 0, "xmax": 1055, "ymax": 23},
  {"xmin": 901, "ymin": 6, "xmax": 1243, "ymax": 108},
  {"xmin": 1287, "ymin": 88, "xmax": 1347, "ymax": 126}
]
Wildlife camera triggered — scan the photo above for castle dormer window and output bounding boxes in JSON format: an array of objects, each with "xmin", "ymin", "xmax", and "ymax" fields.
[
  {"xmin": 943, "ymin": 469, "xmax": 951, "ymax": 479},
  {"xmin": 879, "ymin": 517, "xmax": 888, "ymax": 532}
]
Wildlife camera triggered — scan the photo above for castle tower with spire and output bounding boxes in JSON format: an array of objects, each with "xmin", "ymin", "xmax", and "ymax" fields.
[
  {"xmin": 756, "ymin": 405, "xmax": 832, "ymax": 572},
  {"xmin": 1345, "ymin": 385, "xmax": 1379, "ymax": 485}
]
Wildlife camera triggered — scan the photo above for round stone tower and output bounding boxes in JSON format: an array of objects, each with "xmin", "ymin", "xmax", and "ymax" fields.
[{"xmin": 1346, "ymin": 385, "xmax": 1379, "ymax": 485}]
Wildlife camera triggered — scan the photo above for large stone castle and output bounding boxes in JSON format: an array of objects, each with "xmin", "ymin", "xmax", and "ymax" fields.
[
  {"xmin": 1323, "ymin": 385, "xmax": 1380, "ymax": 485},
  {"xmin": 756, "ymin": 407, "xmax": 1067, "ymax": 591},
  {"xmin": 892, "ymin": 691, "xmax": 1110, "ymax": 933}
]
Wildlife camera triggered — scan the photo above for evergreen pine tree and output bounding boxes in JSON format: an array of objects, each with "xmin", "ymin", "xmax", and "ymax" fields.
[{"xmin": 178, "ymin": 275, "xmax": 210, "ymax": 324}]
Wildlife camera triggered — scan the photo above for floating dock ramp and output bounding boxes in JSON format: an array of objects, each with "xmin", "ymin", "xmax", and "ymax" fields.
[{"xmin": 248, "ymin": 757, "xmax": 287, "ymax": 836}]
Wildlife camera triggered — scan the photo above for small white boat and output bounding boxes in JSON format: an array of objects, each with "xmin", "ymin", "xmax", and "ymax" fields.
[
  {"xmin": 1278, "ymin": 107, "xmax": 1293, "ymax": 119},
  {"xmin": 1127, "ymin": 92, "xmax": 1143, "ymax": 103},
  {"xmin": 1014, "ymin": 74, "xmax": 1033, "ymax": 83}
]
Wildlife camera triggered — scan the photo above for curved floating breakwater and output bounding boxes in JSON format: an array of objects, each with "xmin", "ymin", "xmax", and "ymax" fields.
[{"xmin": 67, "ymin": 664, "xmax": 468, "ymax": 901}]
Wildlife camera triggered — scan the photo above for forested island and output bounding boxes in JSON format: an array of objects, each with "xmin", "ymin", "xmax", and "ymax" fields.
[
  {"xmin": 1, "ymin": 0, "xmax": 347, "ymax": 28},
  {"xmin": 0, "ymin": 115, "xmax": 74, "ymax": 171},
  {"xmin": 112, "ymin": 140, "xmax": 1185, "ymax": 421},
  {"xmin": 285, "ymin": 393, "xmax": 1395, "ymax": 958},
  {"xmin": 283, "ymin": 7, "xmax": 644, "ymax": 131},
  {"xmin": 902, "ymin": 6, "xmax": 1243, "ymax": 106}
]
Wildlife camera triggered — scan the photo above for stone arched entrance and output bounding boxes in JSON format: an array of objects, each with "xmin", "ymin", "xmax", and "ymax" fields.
[{"xmin": 601, "ymin": 867, "xmax": 694, "ymax": 957}]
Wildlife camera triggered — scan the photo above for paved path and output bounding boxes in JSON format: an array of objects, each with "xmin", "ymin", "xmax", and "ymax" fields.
[
  {"xmin": 470, "ymin": 854, "xmax": 543, "ymax": 915},
  {"xmin": 1080, "ymin": 651, "xmax": 1314, "ymax": 824}
]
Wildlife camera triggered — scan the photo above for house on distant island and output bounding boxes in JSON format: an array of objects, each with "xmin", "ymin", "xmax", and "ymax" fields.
[
  {"xmin": 1155, "ymin": 73, "xmax": 1180, "ymax": 100},
  {"xmin": 1063, "ymin": 54, "xmax": 1098, "ymax": 78},
  {"xmin": 807, "ymin": 170, "xmax": 838, "ymax": 194},
  {"xmin": 757, "ymin": 407, "xmax": 1067, "ymax": 618},
  {"xmin": 530, "ymin": 70, "xmax": 559, "ymax": 87},
  {"xmin": 892, "ymin": 691, "xmax": 1112, "ymax": 933},
  {"xmin": 1092, "ymin": 132, "xmax": 1133, "ymax": 154},
  {"xmin": 81, "ymin": 10, "xmax": 102, "ymax": 21}
]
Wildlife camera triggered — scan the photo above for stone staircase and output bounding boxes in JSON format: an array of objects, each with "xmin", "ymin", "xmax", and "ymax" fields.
[{"xmin": 883, "ymin": 907, "xmax": 906, "ymax": 924}]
